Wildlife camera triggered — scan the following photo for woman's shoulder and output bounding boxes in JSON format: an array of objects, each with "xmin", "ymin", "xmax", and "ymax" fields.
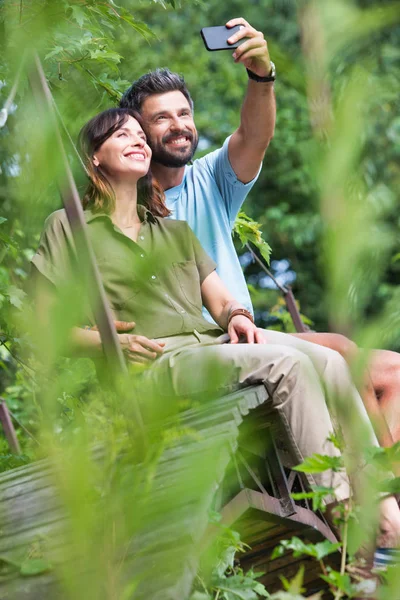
[
  {"xmin": 43, "ymin": 208, "xmax": 69, "ymax": 229},
  {"xmin": 155, "ymin": 216, "xmax": 192, "ymax": 234}
]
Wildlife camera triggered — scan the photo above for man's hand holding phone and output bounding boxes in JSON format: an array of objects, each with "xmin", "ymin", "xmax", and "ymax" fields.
[
  {"xmin": 201, "ymin": 18, "xmax": 272, "ymax": 79},
  {"xmin": 226, "ymin": 18, "xmax": 272, "ymax": 78}
]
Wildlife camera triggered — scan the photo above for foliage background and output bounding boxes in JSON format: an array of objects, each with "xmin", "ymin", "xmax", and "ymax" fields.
[{"xmin": 1, "ymin": 0, "xmax": 400, "ymax": 598}]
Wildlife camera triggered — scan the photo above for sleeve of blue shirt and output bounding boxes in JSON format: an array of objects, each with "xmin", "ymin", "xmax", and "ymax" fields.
[{"xmin": 201, "ymin": 136, "xmax": 262, "ymax": 227}]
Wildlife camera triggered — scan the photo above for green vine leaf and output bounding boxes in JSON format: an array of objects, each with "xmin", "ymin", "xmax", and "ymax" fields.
[
  {"xmin": 70, "ymin": 5, "xmax": 87, "ymax": 28},
  {"xmin": 271, "ymin": 537, "xmax": 341, "ymax": 561},
  {"xmin": 7, "ymin": 285, "xmax": 26, "ymax": 310},
  {"xmin": 293, "ymin": 454, "xmax": 344, "ymax": 474},
  {"xmin": 234, "ymin": 212, "xmax": 272, "ymax": 265},
  {"xmin": 291, "ymin": 485, "xmax": 335, "ymax": 512}
]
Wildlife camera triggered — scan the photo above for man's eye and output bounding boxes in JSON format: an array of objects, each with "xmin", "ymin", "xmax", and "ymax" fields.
[{"xmin": 156, "ymin": 116, "xmax": 166, "ymax": 121}]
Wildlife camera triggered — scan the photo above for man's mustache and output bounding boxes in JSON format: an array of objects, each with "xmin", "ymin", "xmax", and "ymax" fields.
[{"xmin": 162, "ymin": 130, "xmax": 194, "ymax": 145}]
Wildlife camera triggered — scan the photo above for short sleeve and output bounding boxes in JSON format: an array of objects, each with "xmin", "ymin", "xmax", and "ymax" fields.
[
  {"xmin": 201, "ymin": 136, "xmax": 261, "ymax": 225},
  {"xmin": 31, "ymin": 210, "xmax": 76, "ymax": 288},
  {"xmin": 185, "ymin": 223, "xmax": 217, "ymax": 283}
]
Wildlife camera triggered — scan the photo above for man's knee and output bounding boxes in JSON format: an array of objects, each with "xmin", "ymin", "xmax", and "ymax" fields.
[{"xmin": 329, "ymin": 334, "xmax": 357, "ymax": 360}]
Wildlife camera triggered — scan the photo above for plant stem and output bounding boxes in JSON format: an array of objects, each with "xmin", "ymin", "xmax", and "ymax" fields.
[{"xmin": 340, "ymin": 516, "xmax": 349, "ymax": 575}]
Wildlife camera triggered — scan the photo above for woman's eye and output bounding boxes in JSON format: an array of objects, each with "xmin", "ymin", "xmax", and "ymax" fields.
[{"xmin": 117, "ymin": 132, "xmax": 127, "ymax": 137}]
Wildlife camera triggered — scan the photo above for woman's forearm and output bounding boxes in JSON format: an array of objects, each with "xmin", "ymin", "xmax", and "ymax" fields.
[
  {"xmin": 68, "ymin": 327, "xmax": 104, "ymax": 357},
  {"xmin": 201, "ymin": 271, "xmax": 247, "ymax": 329}
]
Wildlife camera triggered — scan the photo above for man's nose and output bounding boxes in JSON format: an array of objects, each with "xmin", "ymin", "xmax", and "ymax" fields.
[{"xmin": 170, "ymin": 115, "xmax": 184, "ymax": 131}]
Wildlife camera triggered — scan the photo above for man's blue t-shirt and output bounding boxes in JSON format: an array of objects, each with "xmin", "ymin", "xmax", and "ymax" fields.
[{"xmin": 164, "ymin": 136, "xmax": 259, "ymax": 318}]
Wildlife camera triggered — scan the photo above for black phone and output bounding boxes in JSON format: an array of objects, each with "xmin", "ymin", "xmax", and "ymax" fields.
[{"xmin": 200, "ymin": 25, "xmax": 243, "ymax": 52}]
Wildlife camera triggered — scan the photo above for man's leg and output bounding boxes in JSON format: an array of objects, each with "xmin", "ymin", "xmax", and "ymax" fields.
[
  {"xmin": 258, "ymin": 329, "xmax": 394, "ymax": 447},
  {"xmin": 291, "ymin": 331, "xmax": 400, "ymax": 443},
  {"xmin": 369, "ymin": 349, "xmax": 400, "ymax": 441}
]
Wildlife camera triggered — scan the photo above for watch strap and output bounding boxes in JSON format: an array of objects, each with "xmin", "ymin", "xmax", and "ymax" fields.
[{"xmin": 246, "ymin": 61, "xmax": 276, "ymax": 83}]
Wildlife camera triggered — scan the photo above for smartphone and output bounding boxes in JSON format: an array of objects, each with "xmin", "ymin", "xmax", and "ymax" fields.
[{"xmin": 200, "ymin": 25, "xmax": 243, "ymax": 52}]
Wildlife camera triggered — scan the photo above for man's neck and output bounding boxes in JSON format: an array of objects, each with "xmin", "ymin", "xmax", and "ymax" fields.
[{"xmin": 151, "ymin": 163, "xmax": 186, "ymax": 192}]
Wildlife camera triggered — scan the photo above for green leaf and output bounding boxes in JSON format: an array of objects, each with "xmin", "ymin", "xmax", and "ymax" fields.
[
  {"xmin": 320, "ymin": 570, "xmax": 354, "ymax": 596},
  {"xmin": 379, "ymin": 476, "xmax": 400, "ymax": 495},
  {"xmin": 20, "ymin": 558, "xmax": 52, "ymax": 577},
  {"xmin": 291, "ymin": 485, "xmax": 335, "ymax": 511},
  {"xmin": 280, "ymin": 566, "xmax": 305, "ymax": 594},
  {"xmin": 89, "ymin": 49, "xmax": 122, "ymax": 64},
  {"xmin": 365, "ymin": 442, "xmax": 400, "ymax": 471},
  {"xmin": 44, "ymin": 46, "xmax": 64, "ymax": 61},
  {"xmin": 70, "ymin": 5, "xmax": 87, "ymax": 28},
  {"xmin": 271, "ymin": 537, "xmax": 341, "ymax": 561},
  {"xmin": 0, "ymin": 218, "xmax": 7, "ymax": 225},
  {"xmin": 234, "ymin": 212, "xmax": 272, "ymax": 265},
  {"xmin": 293, "ymin": 454, "xmax": 343, "ymax": 474},
  {"xmin": 7, "ymin": 285, "xmax": 26, "ymax": 309}
]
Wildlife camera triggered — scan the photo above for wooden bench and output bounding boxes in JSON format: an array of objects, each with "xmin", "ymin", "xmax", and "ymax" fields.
[{"xmin": 0, "ymin": 384, "xmax": 338, "ymax": 600}]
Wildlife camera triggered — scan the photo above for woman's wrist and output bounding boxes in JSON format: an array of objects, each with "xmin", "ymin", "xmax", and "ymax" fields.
[{"xmin": 227, "ymin": 307, "xmax": 254, "ymax": 325}]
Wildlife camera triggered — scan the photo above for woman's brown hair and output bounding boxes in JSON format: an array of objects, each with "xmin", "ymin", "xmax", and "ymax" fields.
[{"xmin": 78, "ymin": 108, "xmax": 170, "ymax": 217}]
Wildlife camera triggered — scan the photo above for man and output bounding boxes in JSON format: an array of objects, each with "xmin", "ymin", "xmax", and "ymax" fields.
[
  {"xmin": 119, "ymin": 18, "xmax": 400, "ymax": 445},
  {"xmin": 120, "ymin": 17, "xmax": 275, "ymax": 316}
]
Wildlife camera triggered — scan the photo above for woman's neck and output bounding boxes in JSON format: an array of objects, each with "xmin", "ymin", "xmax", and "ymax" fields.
[{"xmin": 111, "ymin": 180, "xmax": 141, "ymax": 229}]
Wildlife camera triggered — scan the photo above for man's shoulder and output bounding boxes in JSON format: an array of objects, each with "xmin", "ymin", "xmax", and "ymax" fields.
[{"xmin": 191, "ymin": 136, "xmax": 230, "ymax": 171}]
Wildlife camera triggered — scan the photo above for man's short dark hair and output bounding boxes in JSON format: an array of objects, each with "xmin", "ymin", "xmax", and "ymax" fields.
[{"xmin": 120, "ymin": 68, "xmax": 194, "ymax": 112}]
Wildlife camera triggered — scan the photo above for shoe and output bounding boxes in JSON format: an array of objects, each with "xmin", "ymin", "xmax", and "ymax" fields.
[{"xmin": 373, "ymin": 547, "xmax": 400, "ymax": 570}]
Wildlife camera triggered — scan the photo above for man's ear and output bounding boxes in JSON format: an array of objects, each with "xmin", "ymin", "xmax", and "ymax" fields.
[{"xmin": 93, "ymin": 155, "xmax": 100, "ymax": 167}]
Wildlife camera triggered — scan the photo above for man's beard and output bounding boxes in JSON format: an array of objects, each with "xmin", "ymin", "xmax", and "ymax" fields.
[{"xmin": 150, "ymin": 130, "xmax": 198, "ymax": 168}]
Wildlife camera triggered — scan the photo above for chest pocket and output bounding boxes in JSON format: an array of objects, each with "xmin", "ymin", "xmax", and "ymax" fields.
[{"xmin": 173, "ymin": 260, "xmax": 202, "ymax": 310}]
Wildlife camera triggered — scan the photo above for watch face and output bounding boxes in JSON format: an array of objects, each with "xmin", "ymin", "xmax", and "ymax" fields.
[{"xmin": 269, "ymin": 61, "xmax": 276, "ymax": 78}]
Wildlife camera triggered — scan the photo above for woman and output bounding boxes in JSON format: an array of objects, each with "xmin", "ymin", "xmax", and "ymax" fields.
[{"xmin": 31, "ymin": 108, "xmax": 400, "ymax": 549}]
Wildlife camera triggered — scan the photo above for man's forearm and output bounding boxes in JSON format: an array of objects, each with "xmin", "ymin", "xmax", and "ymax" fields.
[
  {"xmin": 239, "ymin": 80, "xmax": 276, "ymax": 151},
  {"xmin": 228, "ymin": 80, "xmax": 276, "ymax": 182}
]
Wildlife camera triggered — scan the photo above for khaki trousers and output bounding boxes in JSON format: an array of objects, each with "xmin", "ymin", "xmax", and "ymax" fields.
[{"xmin": 148, "ymin": 329, "xmax": 380, "ymax": 503}]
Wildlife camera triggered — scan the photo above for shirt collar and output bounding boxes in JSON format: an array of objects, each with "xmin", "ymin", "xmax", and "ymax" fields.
[
  {"xmin": 84, "ymin": 204, "xmax": 157, "ymax": 225},
  {"xmin": 164, "ymin": 167, "xmax": 188, "ymax": 202}
]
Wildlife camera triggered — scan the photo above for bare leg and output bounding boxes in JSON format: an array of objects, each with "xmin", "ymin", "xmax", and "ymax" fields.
[
  {"xmin": 369, "ymin": 349, "xmax": 400, "ymax": 443},
  {"xmin": 291, "ymin": 332, "xmax": 396, "ymax": 445}
]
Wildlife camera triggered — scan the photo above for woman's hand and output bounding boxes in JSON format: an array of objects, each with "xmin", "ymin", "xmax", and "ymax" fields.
[
  {"xmin": 228, "ymin": 315, "xmax": 266, "ymax": 345},
  {"xmin": 119, "ymin": 334, "xmax": 165, "ymax": 364}
]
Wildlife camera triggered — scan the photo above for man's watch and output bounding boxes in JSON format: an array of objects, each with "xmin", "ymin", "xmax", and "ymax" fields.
[{"xmin": 246, "ymin": 61, "xmax": 276, "ymax": 83}]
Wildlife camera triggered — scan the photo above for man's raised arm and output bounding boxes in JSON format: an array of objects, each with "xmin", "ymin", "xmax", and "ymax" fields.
[{"xmin": 226, "ymin": 17, "xmax": 276, "ymax": 183}]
